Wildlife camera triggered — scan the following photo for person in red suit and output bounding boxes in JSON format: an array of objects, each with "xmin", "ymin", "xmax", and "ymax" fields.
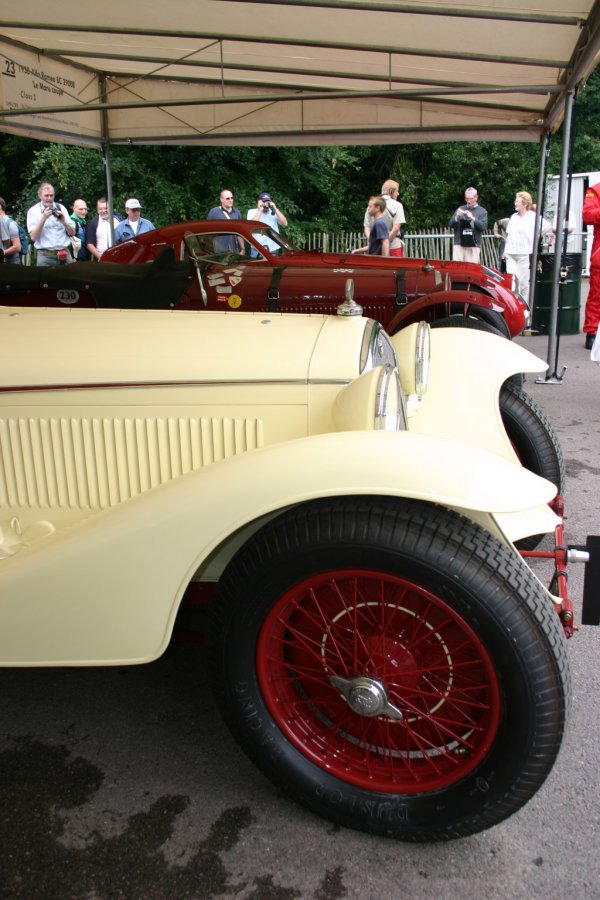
[{"xmin": 582, "ymin": 182, "xmax": 600, "ymax": 349}]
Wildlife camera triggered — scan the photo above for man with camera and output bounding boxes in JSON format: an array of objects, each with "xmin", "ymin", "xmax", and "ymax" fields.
[
  {"xmin": 27, "ymin": 182, "xmax": 76, "ymax": 266},
  {"xmin": 246, "ymin": 192, "xmax": 288, "ymax": 253},
  {"xmin": 448, "ymin": 187, "xmax": 488, "ymax": 263}
]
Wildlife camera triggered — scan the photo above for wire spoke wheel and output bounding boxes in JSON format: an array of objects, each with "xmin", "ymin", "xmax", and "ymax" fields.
[
  {"xmin": 209, "ymin": 497, "xmax": 570, "ymax": 841},
  {"xmin": 257, "ymin": 569, "xmax": 501, "ymax": 794}
]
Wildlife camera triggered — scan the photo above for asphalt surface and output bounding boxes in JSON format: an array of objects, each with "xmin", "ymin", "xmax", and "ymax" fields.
[{"xmin": 1, "ymin": 299, "xmax": 599, "ymax": 900}]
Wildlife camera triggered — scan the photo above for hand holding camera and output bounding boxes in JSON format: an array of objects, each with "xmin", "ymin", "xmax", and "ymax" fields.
[
  {"xmin": 261, "ymin": 200, "xmax": 274, "ymax": 213},
  {"xmin": 44, "ymin": 203, "xmax": 63, "ymax": 220}
]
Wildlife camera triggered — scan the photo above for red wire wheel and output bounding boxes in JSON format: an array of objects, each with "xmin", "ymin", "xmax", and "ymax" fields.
[
  {"xmin": 211, "ymin": 498, "xmax": 570, "ymax": 839},
  {"xmin": 256, "ymin": 568, "xmax": 501, "ymax": 794}
]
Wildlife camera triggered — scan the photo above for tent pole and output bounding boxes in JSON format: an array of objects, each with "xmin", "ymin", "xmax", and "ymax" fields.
[
  {"xmin": 99, "ymin": 75, "xmax": 115, "ymax": 246},
  {"xmin": 528, "ymin": 131, "xmax": 550, "ymax": 318},
  {"xmin": 103, "ymin": 141, "xmax": 115, "ymax": 246},
  {"xmin": 537, "ymin": 89, "xmax": 575, "ymax": 384}
]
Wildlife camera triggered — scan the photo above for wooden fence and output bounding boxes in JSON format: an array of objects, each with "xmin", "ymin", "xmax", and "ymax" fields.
[{"xmin": 302, "ymin": 227, "xmax": 501, "ymax": 269}]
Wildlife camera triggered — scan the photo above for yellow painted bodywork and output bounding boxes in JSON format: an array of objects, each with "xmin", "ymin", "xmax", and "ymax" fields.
[
  {"xmin": 0, "ymin": 306, "xmax": 560, "ymax": 665},
  {"xmin": 393, "ymin": 325, "xmax": 547, "ymax": 460},
  {"xmin": 0, "ymin": 431, "xmax": 557, "ymax": 666}
]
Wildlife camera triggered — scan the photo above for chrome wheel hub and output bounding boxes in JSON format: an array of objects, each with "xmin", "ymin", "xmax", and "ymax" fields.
[{"xmin": 330, "ymin": 674, "xmax": 403, "ymax": 720}]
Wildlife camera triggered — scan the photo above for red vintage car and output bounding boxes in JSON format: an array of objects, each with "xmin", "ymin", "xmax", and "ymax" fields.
[
  {"xmin": 93, "ymin": 220, "xmax": 527, "ymax": 337},
  {"xmin": 2, "ymin": 221, "xmax": 527, "ymax": 337}
]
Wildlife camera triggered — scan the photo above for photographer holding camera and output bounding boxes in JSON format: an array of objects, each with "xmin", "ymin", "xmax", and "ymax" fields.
[
  {"xmin": 246, "ymin": 192, "xmax": 288, "ymax": 253},
  {"xmin": 26, "ymin": 182, "xmax": 75, "ymax": 266},
  {"xmin": 448, "ymin": 187, "xmax": 488, "ymax": 263}
]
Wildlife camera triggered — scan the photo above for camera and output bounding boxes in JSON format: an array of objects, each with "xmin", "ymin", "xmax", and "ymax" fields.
[
  {"xmin": 51, "ymin": 204, "xmax": 62, "ymax": 218},
  {"xmin": 262, "ymin": 201, "xmax": 273, "ymax": 213}
]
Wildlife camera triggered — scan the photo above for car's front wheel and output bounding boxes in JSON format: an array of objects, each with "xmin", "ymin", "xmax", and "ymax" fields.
[
  {"xmin": 209, "ymin": 497, "xmax": 570, "ymax": 842},
  {"xmin": 500, "ymin": 381, "xmax": 565, "ymax": 492},
  {"xmin": 430, "ymin": 313, "xmax": 509, "ymax": 339}
]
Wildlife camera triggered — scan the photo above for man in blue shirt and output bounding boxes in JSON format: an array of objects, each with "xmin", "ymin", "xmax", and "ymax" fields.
[
  {"xmin": 351, "ymin": 197, "xmax": 390, "ymax": 256},
  {"xmin": 114, "ymin": 199, "xmax": 155, "ymax": 243}
]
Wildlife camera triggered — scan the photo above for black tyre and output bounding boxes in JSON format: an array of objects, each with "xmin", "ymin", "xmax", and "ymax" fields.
[
  {"xmin": 499, "ymin": 381, "xmax": 565, "ymax": 550},
  {"xmin": 429, "ymin": 323, "xmax": 562, "ymax": 492},
  {"xmin": 500, "ymin": 382, "xmax": 565, "ymax": 490},
  {"xmin": 209, "ymin": 497, "xmax": 570, "ymax": 842},
  {"xmin": 443, "ymin": 291, "xmax": 512, "ymax": 339},
  {"xmin": 431, "ymin": 314, "xmax": 508, "ymax": 339}
]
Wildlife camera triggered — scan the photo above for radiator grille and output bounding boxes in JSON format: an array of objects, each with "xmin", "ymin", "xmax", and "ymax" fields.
[{"xmin": 0, "ymin": 416, "xmax": 263, "ymax": 510}]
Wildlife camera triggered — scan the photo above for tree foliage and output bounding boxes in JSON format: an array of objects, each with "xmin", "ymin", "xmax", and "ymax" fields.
[{"xmin": 2, "ymin": 68, "xmax": 599, "ymax": 236}]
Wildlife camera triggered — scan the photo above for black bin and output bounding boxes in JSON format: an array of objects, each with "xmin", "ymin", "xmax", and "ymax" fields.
[{"xmin": 532, "ymin": 252, "xmax": 582, "ymax": 335}]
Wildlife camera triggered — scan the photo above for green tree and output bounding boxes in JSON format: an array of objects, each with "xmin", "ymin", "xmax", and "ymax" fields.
[{"xmin": 2, "ymin": 65, "xmax": 599, "ymax": 236}]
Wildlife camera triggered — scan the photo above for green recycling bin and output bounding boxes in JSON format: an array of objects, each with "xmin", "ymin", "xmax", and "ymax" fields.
[{"xmin": 532, "ymin": 252, "xmax": 582, "ymax": 335}]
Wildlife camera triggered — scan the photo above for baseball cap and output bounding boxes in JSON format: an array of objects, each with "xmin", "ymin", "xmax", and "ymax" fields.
[
  {"xmin": 125, "ymin": 198, "xmax": 142, "ymax": 209},
  {"xmin": 259, "ymin": 192, "xmax": 271, "ymax": 201}
]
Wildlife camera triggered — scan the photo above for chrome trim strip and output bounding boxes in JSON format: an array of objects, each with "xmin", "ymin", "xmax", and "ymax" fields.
[{"xmin": 0, "ymin": 378, "xmax": 352, "ymax": 394}]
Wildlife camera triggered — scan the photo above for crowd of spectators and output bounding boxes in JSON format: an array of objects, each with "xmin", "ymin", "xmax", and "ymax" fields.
[{"xmin": 3, "ymin": 176, "xmax": 598, "ymax": 350}]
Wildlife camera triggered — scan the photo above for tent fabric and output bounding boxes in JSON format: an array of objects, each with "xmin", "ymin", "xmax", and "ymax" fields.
[{"xmin": 1, "ymin": 1, "xmax": 600, "ymax": 147}]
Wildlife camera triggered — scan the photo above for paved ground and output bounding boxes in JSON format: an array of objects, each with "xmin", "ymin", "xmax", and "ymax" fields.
[{"xmin": 1, "ymin": 300, "xmax": 599, "ymax": 900}]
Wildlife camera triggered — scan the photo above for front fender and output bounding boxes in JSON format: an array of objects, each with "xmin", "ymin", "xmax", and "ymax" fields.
[
  {"xmin": 387, "ymin": 289, "xmax": 505, "ymax": 334},
  {"xmin": 0, "ymin": 430, "xmax": 557, "ymax": 666},
  {"xmin": 394, "ymin": 327, "xmax": 547, "ymax": 461}
]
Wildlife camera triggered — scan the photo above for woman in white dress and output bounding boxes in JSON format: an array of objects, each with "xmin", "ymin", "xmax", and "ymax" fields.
[{"xmin": 503, "ymin": 191, "xmax": 537, "ymax": 303}]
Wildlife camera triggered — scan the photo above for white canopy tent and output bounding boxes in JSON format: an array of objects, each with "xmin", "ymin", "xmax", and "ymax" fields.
[
  {"xmin": 1, "ymin": 1, "xmax": 600, "ymax": 376},
  {"xmin": 1, "ymin": 1, "xmax": 600, "ymax": 146}
]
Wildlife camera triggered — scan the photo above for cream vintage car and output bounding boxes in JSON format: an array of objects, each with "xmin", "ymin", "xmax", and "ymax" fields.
[{"xmin": 0, "ymin": 296, "xmax": 591, "ymax": 842}]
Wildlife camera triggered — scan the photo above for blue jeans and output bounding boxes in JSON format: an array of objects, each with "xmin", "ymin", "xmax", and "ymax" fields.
[{"xmin": 35, "ymin": 248, "xmax": 73, "ymax": 266}]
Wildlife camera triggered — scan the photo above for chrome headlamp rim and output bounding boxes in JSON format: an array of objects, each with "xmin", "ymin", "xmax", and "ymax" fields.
[
  {"xmin": 360, "ymin": 320, "xmax": 398, "ymax": 374},
  {"xmin": 415, "ymin": 321, "xmax": 431, "ymax": 398},
  {"xmin": 375, "ymin": 365, "xmax": 407, "ymax": 431}
]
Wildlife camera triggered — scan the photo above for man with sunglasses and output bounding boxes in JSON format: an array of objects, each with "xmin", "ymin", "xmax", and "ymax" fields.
[{"xmin": 207, "ymin": 189, "xmax": 244, "ymax": 253}]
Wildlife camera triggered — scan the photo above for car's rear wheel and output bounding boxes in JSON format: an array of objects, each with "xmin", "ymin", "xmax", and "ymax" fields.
[{"xmin": 209, "ymin": 497, "xmax": 570, "ymax": 842}]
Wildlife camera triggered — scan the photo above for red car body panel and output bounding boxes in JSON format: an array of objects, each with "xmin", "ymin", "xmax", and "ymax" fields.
[{"xmin": 1, "ymin": 220, "xmax": 528, "ymax": 336}]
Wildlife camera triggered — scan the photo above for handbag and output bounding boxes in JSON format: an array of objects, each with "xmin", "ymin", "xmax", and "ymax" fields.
[
  {"xmin": 70, "ymin": 235, "xmax": 82, "ymax": 256},
  {"xmin": 591, "ymin": 328, "xmax": 600, "ymax": 365}
]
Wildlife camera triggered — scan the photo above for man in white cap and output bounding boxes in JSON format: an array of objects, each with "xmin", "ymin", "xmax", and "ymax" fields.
[{"xmin": 114, "ymin": 198, "xmax": 155, "ymax": 243}]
